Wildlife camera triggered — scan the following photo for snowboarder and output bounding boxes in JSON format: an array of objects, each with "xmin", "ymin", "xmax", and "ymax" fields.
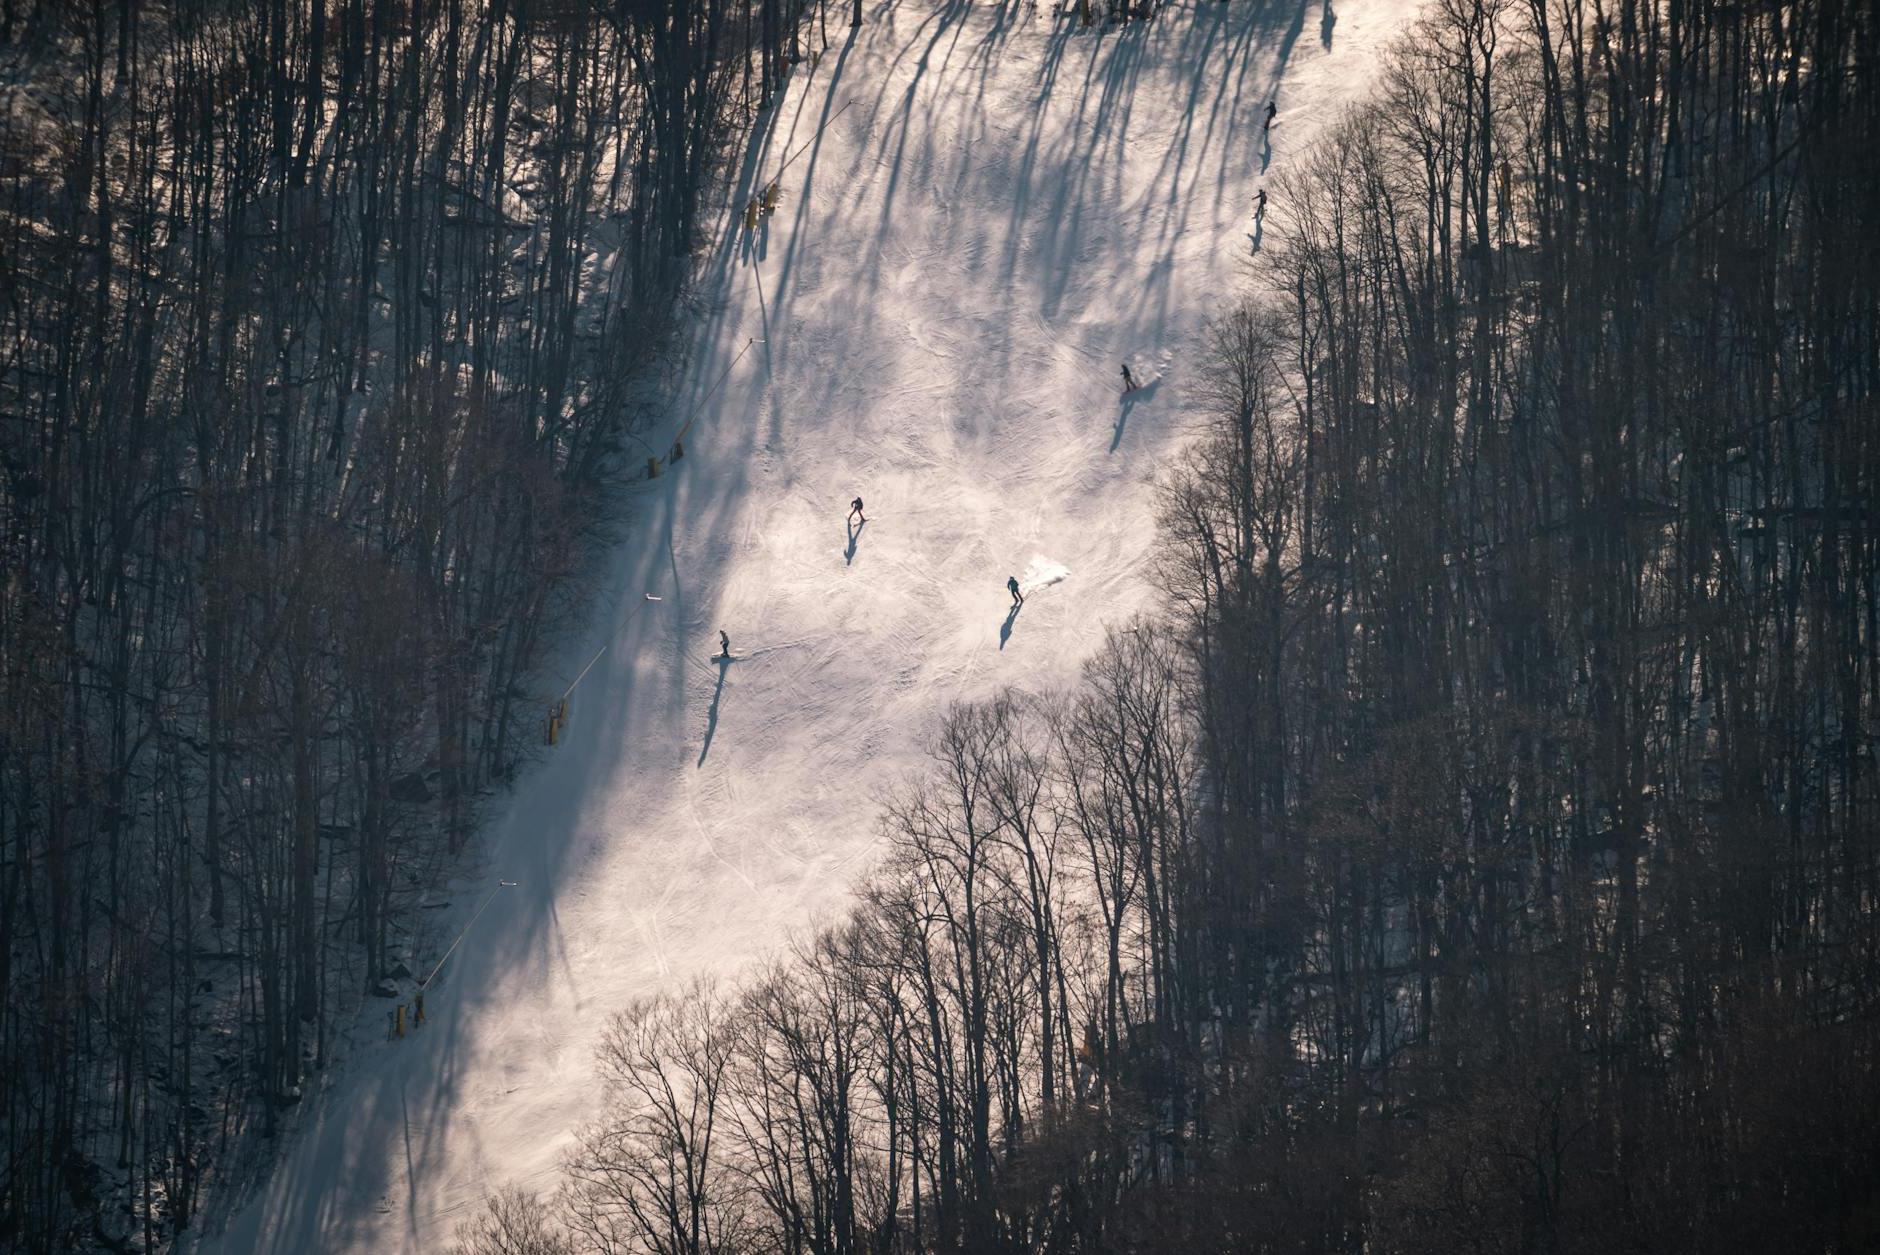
[
  {"xmin": 1121, "ymin": 363, "xmax": 1138, "ymax": 393},
  {"xmin": 1254, "ymin": 187, "xmax": 1267, "ymax": 220},
  {"xmin": 718, "ymin": 630, "xmax": 731, "ymax": 660},
  {"xmin": 1008, "ymin": 576, "xmax": 1024, "ymax": 608},
  {"xmin": 849, "ymin": 496, "xmax": 866, "ymax": 524},
  {"xmin": 1264, "ymin": 100, "xmax": 1278, "ymax": 132}
]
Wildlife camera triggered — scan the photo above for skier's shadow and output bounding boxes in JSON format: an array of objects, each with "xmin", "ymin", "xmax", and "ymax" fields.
[
  {"xmin": 1112, "ymin": 376, "xmax": 1163, "ymax": 453},
  {"xmin": 999, "ymin": 601, "xmax": 1022, "ymax": 649},
  {"xmin": 1249, "ymin": 215, "xmax": 1265, "ymax": 253},
  {"xmin": 698, "ymin": 656, "xmax": 730, "ymax": 767},
  {"xmin": 1261, "ymin": 131, "xmax": 1273, "ymax": 173},
  {"xmin": 845, "ymin": 518, "xmax": 867, "ymax": 564}
]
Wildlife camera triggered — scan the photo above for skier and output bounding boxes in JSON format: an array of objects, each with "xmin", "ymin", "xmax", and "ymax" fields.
[
  {"xmin": 1007, "ymin": 576, "xmax": 1024, "ymax": 608},
  {"xmin": 1264, "ymin": 100, "xmax": 1277, "ymax": 132},
  {"xmin": 1120, "ymin": 363, "xmax": 1137, "ymax": 393},
  {"xmin": 718, "ymin": 630, "xmax": 731, "ymax": 660},
  {"xmin": 849, "ymin": 496, "xmax": 866, "ymax": 524},
  {"xmin": 1254, "ymin": 187, "xmax": 1267, "ymax": 220}
]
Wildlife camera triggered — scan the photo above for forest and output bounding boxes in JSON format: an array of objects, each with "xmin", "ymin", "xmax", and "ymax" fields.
[
  {"xmin": 446, "ymin": 0, "xmax": 1880, "ymax": 1251},
  {"xmin": 0, "ymin": 0, "xmax": 826, "ymax": 1248}
]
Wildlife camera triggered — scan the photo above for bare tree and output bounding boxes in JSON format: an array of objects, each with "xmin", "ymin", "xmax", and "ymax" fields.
[
  {"xmin": 450, "ymin": 1185, "xmax": 574, "ymax": 1255},
  {"xmin": 566, "ymin": 980, "xmax": 744, "ymax": 1255}
]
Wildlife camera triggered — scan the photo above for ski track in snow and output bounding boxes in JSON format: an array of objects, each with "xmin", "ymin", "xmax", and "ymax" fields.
[{"xmin": 196, "ymin": 2, "xmax": 1416, "ymax": 1250}]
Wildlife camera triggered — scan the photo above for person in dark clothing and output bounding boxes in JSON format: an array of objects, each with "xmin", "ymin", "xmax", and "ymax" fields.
[
  {"xmin": 849, "ymin": 496, "xmax": 865, "ymax": 524},
  {"xmin": 1254, "ymin": 187, "xmax": 1267, "ymax": 219},
  {"xmin": 718, "ymin": 630, "xmax": 731, "ymax": 659},
  {"xmin": 1007, "ymin": 576, "xmax": 1024, "ymax": 608},
  {"xmin": 1264, "ymin": 100, "xmax": 1277, "ymax": 131},
  {"xmin": 1121, "ymin": 363, "xmax": 1137, "ymax": 392}
]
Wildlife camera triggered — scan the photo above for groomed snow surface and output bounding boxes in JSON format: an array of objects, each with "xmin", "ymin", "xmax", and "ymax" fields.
[{"xmin": 198, "ymin": 2, "xmax": 1415, "ymax": 1250}]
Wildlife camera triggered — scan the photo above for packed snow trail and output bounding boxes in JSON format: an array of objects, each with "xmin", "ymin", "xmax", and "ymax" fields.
[{"xmin": 199, "ymin": 2, "xmax": 1415, "ymax": 1250}]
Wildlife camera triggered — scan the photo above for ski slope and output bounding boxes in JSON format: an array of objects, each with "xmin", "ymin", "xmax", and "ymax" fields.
[{"xmin": 199, "ymin": 2, "xmax": 1415, "ymax": 1250}]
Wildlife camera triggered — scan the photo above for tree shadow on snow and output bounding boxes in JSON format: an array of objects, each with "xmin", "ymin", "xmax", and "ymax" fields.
[{"xmin": 845, "ymin": 518, "xmax": 867, "ymax": 564}]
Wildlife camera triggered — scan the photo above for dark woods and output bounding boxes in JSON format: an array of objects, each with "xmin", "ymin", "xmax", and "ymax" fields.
[
  {"xmin": 0, "ymin": 0, "xmax": 818, "ymax": 1249},
  {"xmin": 480, "ymin": 0, "xmax": 1880, "ymax": 1252}
]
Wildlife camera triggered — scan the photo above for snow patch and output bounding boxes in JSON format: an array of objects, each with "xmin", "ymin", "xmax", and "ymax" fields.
[{"xmin": 1020, "ymin": 557, "xmax": 1070, "ymax": 594}]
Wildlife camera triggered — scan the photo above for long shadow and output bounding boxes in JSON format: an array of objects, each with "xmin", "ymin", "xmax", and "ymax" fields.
[
  {"xmin": 860, "ymin": 0, "xmax": 1322, "ymax": 375},
  {"xmin": 768, "ymin": 23, "xmax": 873, "ymax": 332},
  {"xmin": 999, "ymin": 601, "xmax": 1022, "ymax": 649},
  {"xmin": 865, "ymin": 3, "xmax": 976, "ymax": 263},
  {"xmin": 1140, "ymin": 3, "xmax": 1231, "ymax": 236},
  {"xmin": 1111, "ymin": 374, "xmax": 1163, "ymax": 453},
  {"xmin": 1271, "ymin": 0, "xmax": 1308, "ymax": 79},
  {"xmin": 698, "ymin": 656, "xmax": 730, "ymax": 767},
  {"xmin": 845, "ymin": 517, "xmax": 867, "ymax": 564},
  {"xmin": 686, "ymin": 87, "xmax": 785, "ymax": 360},
  {"xmin": 1322, "ymin": 0, "xmax": 1337, "ymax": 50},
  {"xmin": 991, "ymin": 0, "xmax": 1317, "ymax": 369},
  {"xmin": 399, "ymin": 1087, "xmax": 418, "ymax": 1244},
  {"xmin": 1128, "ymin": 2, "xmax": 1317, "ymax": 350}
]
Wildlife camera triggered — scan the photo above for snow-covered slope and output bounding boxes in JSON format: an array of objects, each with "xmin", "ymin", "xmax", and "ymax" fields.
[{"xmin": 199, "ymin": 2, "xmax": 1415, "ymax": 1249}]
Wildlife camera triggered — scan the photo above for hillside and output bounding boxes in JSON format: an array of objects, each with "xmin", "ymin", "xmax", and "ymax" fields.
[{"xmin": 196, "ymin": 2, "xmax": 1415, "ymax": 1249}]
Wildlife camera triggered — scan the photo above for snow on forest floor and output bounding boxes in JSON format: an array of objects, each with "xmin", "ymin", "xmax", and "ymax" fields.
[{"xmin": 196, "ymin": 1, "xmax": 1415, "ymax": 1250}]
